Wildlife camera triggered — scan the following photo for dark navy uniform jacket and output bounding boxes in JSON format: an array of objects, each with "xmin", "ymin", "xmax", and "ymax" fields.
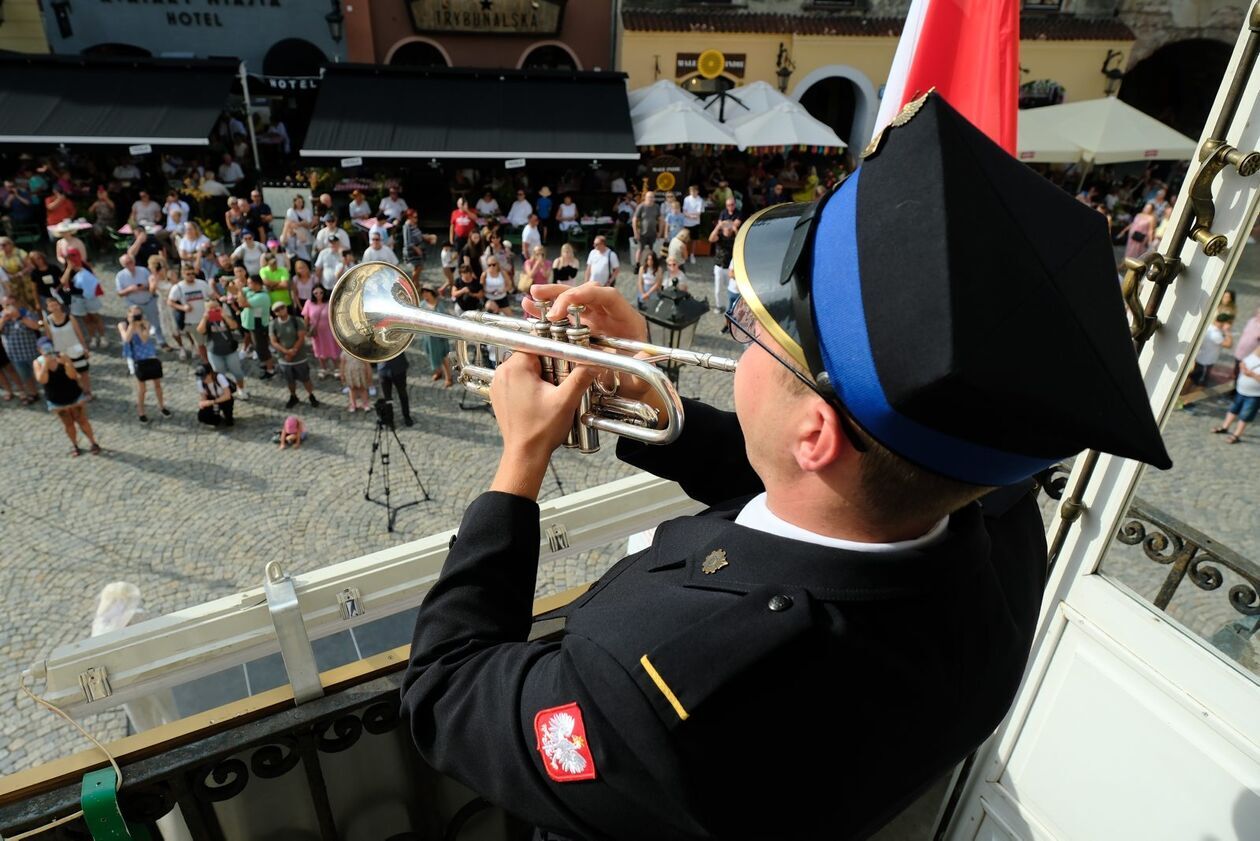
[{"xmin": 401, "ymin": 398, "xmax": 1046, "ymax": 840}]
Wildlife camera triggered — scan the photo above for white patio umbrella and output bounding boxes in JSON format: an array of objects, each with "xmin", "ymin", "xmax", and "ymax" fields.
[
  {"xmin": 628, "ymin": 80, "xmax": 696, "ymax": 120},
  {"xmin": 701, "ymin": 80, "xmax": 791, "ymax": 123},
  {"xmin": 1017, "ymin": 97, "xmax": 1197, "ymax": 165},
  {"xmin": 632, "ymin": 100, "xmax": 737, "ymax": 147},
  {"xmin": 733, "ymin": 101, "xmax": 846, "ymax": 151},
  {"xmin": 1015, "ymin": 110, "xmax": 1082, "ymax": 164}
]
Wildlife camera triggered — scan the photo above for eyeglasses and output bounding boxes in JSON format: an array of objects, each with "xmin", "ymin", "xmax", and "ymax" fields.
[{"xmin": 725, "ymin": 297, "xmax": 867, "ymax": 453}]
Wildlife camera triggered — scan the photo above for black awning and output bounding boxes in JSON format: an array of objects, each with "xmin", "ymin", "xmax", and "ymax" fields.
[
  {"xmin": 301, "ymin": 65, "xmax": 638, "ymax": 161},
  {"xmin": 0, "ymin": 55, "xmax": 237, "ymax": 147}
]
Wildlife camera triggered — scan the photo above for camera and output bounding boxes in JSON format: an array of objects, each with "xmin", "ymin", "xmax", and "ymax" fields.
[
  {"xmin": 131, "ymin": 313, "xmax": 144, "ymax": 322},
  {"xmin": 374, "ymin": 398, "xmax": 395, "ymax": 429}
]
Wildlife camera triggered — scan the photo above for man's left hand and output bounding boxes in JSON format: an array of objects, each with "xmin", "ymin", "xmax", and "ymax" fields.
[{"xmin": 488, "ymin": 352, "xmax": 595, "ymax": 500}]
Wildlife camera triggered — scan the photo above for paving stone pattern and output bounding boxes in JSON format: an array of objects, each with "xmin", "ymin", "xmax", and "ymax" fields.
[{"xmin": 0, "ymin": 246, "xmax": 1256, "ymax": 776}]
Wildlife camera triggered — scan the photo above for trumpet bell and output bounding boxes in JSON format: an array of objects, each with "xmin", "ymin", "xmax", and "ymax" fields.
[{"xmin": 329, "ymin": 261, "xmax": 420, "ymax": 363}]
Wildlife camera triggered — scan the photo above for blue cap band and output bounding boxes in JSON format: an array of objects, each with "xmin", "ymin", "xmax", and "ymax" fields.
[{"xmin": 812, "ymin": 169, "xmax": 1065, "ymax": 486}]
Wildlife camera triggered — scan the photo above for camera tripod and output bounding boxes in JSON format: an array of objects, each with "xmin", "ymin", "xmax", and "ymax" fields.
[{"xmin": 365, "ymin": 402, "xmax": 432, "ymax": 532}]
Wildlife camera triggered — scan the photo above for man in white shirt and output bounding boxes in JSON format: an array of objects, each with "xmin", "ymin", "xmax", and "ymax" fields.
[
  {"xmin": 113, "ymin": 160, "xmax": 142, "ymax": 181},
  {"xmin": 231, "ymin": 230, "xmax": 266, "ymax": 277},
  {"xmin": 378, "ymin": 186, "xmax": 409, "ymax": 221},
  {"xmin": 475, "ymin": 190, "xmax": 501, "ymax": 219},
  {"xmin": 314, "ymin": 214, "xmax": 351, "ymax": 254},
  {"xmin": 584, "ymin": 236, "xmax": 619, "ymax": 287},
  {"xmin": 1192, "ymin": 311, "xmax": 1234, "ymax": 386},
  {"xmin": 219, "ymin": 153, "xmax": 245, "ymax": 187},
  {"xmin": 315, "ymin": 238, "xmax": 348, "ymax": 290},
  {"xmin": 199, "ymin": 174, "xmax": 229, "ymax": 197},
  {"xmin": 114, "ymin": 253, "xmax": 161, "ymax": 341},
  {"xmin": 165, "ymin": 207, "xmax": 187, "ymax": 236},
  {"xmin": 130, "ymin": 191, "xmax": 162, "ymax": 228},
  {"xmin": 520, "ymin": 214, "xmax": 542, "ymax": 259},
  {"xmin": 363, "ymin": 230, "xmax": 398, "ymax": 264},
  {"xmin": 682, "ymin": 185, "xmax": 705, "ymax": 264},
  {"xmin": 164, "ymin": 191, "xmax": 190, "ymax": 224},
  {"xmin": 168, "ymin": 264, "xmax": 212, "ymax": 364},
  {"xmin": 505, "ymin": 190, "xmax": 532, "ymax": 229}
]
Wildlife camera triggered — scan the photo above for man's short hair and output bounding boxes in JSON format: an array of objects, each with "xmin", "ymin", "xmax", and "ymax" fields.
[{"xmin": 778, "ymin": 374, "xmax": 991, "ymax": 523}]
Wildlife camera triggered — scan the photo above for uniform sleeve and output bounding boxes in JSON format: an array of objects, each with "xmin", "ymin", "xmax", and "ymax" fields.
[
  {"xmin": 400, "ymin": 492, "xmax": 702, "ymax": 841},
  {"xmin": 616, "ymin": 397, "xmax": 762, "ymax": 507}
]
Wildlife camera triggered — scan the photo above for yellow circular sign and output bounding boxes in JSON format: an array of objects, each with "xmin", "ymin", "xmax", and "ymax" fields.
[
  {"xmin": 656, "ymin": 171, "xmax": 676, "ymax": 192},
  {"xmin": 697, "ymin": 49, "xmax": 725, "ymax": 80}
]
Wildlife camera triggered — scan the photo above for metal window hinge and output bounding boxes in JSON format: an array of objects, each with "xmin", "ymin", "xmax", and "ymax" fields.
[
  {"xmin": 544, "ymin": 523, "xmax": 570, "ymax": 553},
  {"xmin": 337, "ymin": 587, "xmax": 364, "ymax": 621},
  {"xmin": 263, "ymin": 561, "xmax": 324, "ymax": 705},
  {"xmin": 79, "ymin": 666, "xmax": 112, "ymax": 703}
]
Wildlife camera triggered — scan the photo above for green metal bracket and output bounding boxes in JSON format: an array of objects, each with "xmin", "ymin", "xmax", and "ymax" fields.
[{"xmin": 80, "ymin": 768, "xmax": 150, "ymax": 841}]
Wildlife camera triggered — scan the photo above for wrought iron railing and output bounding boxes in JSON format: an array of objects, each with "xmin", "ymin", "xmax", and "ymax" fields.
[
  {"xmin": 1041, "ymin": 464, "xmax": 1259, "ymax": 623},
  {"xmin": 0, "ymin": 672, "xmax": 513, "ymax": 841},
  {"xmin": 1115, "ymin": 499, "xmax": 1260, "ymax": 619}
]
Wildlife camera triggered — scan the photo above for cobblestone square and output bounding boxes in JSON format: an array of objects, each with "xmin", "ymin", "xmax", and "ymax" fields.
[{"xmin": 0, "ymin": 248, "xmax": 1256, "ymax": 776}]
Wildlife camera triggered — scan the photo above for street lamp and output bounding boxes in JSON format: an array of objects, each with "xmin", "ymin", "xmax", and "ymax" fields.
[
  {"xmin": 1102, "ymin": 49, "xmax": 1125, "ymax": 96},
  {"xmin": 776, "ymin": 42, "xmax": 795, "ymax": 94},
  {"xmin": 325, "ymin": 0, "xmax": 345, "ymax": 44},
  {"xmin": 642, "ymin": 281, "xmax": 711, "ymax": 388}
]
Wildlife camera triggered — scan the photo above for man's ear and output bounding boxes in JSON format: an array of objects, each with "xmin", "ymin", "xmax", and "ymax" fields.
[{"xmin": 794, "ymin": 399, "xmax": 848, "ymax": 473}]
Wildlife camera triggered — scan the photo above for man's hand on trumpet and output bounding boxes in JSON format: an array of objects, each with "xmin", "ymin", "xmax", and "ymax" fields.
[
  {"xmin": 488, "ymin": 352, "xmax": 595, "ymax": 501},
  {"xmin": 524, "ymin": 281, "xmax": 648, "ymax": 343},
  {"xmin": 523, "ymin": 281, "xmax": 669, "ymax": 420}
]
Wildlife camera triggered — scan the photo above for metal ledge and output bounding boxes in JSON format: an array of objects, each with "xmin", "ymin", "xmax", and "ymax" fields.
[{"xmin": 36, "ymin": 473, "xmax": 699, "ymax": 717}]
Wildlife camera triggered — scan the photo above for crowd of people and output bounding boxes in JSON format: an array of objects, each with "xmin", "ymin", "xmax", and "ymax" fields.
[
  {"xmin": 1, "ymin": 148, "xmax": 1255, "ymax": 455},
  {"xmin": 0, "ymin": 146, "xmax": 772, "ymax": 456}
]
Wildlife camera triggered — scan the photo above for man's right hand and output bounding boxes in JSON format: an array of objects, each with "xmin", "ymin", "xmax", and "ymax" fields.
[{"xmin": 525, "ymin": 282, "xmax": 648, "ymax": 343}]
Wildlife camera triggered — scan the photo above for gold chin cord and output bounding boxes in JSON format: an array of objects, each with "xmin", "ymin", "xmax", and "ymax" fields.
[{"xmin": 327, "ymin": 261, "xmax": 738, "ymax": 453}]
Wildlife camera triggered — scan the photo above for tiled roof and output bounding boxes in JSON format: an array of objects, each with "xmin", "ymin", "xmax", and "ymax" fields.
[{"xmin": 620, "ymin": 10, "xmax": 1134, "ymax": 41}]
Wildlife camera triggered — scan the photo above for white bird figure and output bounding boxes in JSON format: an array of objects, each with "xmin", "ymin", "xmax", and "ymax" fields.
[{"xmin": 540, "ymin": 711, "xmax": 588, "ymax": 775}]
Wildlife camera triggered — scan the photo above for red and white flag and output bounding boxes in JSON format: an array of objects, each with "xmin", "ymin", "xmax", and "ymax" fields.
[{"xmin": 872, "ymin": 0, "xmax": 1020, "ymax": 153}]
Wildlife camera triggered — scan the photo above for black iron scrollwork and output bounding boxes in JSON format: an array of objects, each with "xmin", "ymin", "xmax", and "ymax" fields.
[
  {"xmin": 119, "ymin": 781, "xmax": 178, "ymax": 823},
  {"xmin": 1116, "ymin": 516, "xmax": 1184, "ymax": 566},
  {"xmin": 251, "ymin": 736, "xmax": 302, "ymax": 779},
  {"xmin": 362, "ymin": 700, "xmax": 402, "ymax": 735},
  {"xmin": 1115, "ymin": 500, "xmax": 1260, "ymax": 618},
  {"xmin": 316, "ymin": 714, "xmax": 364, "ymax": 753},
  {"xmin": 193, "ymin": 756, "xmax": 250, "ymax": 802}
]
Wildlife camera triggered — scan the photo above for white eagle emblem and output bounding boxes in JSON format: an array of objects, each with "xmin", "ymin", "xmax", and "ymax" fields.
[{"xmin": 539, "ymin": 711, "xmax": 588, "ymax": 775}]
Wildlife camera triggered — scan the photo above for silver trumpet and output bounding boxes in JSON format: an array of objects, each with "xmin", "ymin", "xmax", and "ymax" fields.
[{"xmin": 328, "ymin": 261, "xmax": 738, "ymax": 451}]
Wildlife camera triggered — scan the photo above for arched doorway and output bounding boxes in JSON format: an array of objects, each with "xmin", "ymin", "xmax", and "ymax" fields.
[
  {"xmin": 262, "ymin": 38, "xmax": 326, "ymax": 78},
  {"xmin": 519, "ymin": 43, "xmax": 580, "ymax": 71},
  {"xmin": 82, "ymin": 43, "xmax": 152, "ymax": 58},
  {"xmin": 798, "ymin": 78, "xmax": 857, "ymax": 144},
  {"xmin": 790, "ymin": 65, "xmax": 878, "ymax": 148},
  {"xmin": 1120, "ymin": 39, "xmax": 1231, "ymax": 138},
  {"xmin": 389, "ymin": 39, "xmax": 451, "ymax": 68}
]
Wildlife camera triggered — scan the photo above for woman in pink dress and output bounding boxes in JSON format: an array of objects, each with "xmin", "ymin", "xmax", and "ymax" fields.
[
  {"xmin": 301, "ymin": 284, "xmax": 339, "ymax": 379},
  {"xmin": 1120, "ymin": 202, "xmax": 1157, "ymax": 259}
]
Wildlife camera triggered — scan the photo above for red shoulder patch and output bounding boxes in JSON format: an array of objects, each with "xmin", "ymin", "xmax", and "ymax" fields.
[{"xmin": 534, "ymin": 702, "xmax": 597, "ymax": 782}]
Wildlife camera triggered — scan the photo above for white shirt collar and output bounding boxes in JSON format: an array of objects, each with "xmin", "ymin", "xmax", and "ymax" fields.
[{"xmin": 734, "ymin": 492, "xmax": 948, "ymax": 553}]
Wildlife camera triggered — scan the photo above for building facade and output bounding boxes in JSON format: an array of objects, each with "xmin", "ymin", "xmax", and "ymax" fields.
[
  {"xmin": 33, "ymin": 0, "xmax": 347, "ymax": 74},
  {"xmin": 619, "ymin": 0, "xmax": 1248, "ymax": 146},
  {"xmin": 619, "ymin": 1, "xmax": 1138, "ymax": 148},
  {"xmin": 343, "ymin": 0, "xmax": 615, "ymax": 72}
]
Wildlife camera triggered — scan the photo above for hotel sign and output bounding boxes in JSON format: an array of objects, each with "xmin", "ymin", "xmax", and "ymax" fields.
[{"xmin": 408, "ymin": 0, "xmax": 565, "ymax": 35}]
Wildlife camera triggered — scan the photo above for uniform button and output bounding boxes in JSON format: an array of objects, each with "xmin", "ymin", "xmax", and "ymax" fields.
[{"xmin": 767, "ymin": 594, "xmax": 793, "ymax": 612}]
